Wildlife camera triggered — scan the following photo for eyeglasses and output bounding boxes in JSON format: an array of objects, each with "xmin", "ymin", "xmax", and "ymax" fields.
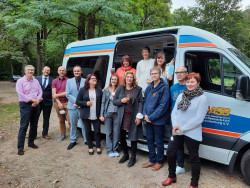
[
  {"xmin": 90, "ymin": 78, "xmax": 97, "ymax": 80},
  {"xmin": 175, "ymin": 71, "xmax": 187, "ymax": 74},
  {"xmin": 151, "ymin": 73, "xmax": 159, "ymax": 75}
]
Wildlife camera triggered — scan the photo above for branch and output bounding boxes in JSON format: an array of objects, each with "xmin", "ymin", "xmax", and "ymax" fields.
[{"xmin": 59, "ymin": 20, "xmax": 78, "ymax": 29}]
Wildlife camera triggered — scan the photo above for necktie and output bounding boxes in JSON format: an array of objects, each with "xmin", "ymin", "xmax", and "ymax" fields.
[
  {"xmin": 42, "ymin": 77, "xmax": 47, "ymax": 90},
  {"xmin": 77, "ymin": 79, "xmax": 80, "ymax": 91}
]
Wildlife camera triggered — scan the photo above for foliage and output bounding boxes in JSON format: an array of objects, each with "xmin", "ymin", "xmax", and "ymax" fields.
[{"xmin": 0, "ymin": 0, "xmax": 249, "ymax": 79}]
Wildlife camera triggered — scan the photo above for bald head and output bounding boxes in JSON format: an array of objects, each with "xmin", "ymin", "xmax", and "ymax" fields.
[
  {"xmin": 176, "ymin": 66, "xmax": 188, "ymax": 84},
  {"xmin": 58, "ymin": 66, "xmax": 66, "ymax": 78}
]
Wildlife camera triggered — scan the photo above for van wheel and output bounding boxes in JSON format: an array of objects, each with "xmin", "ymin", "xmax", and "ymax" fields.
[{"xmin": 241, "ymin": 149, "xmax": 250, "ymax": 185}]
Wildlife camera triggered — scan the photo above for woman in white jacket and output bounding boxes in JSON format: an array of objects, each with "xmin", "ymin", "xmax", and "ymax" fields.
[{"xmin": 162, "ymin": 72, "xmax": 208, "ymax": 188}]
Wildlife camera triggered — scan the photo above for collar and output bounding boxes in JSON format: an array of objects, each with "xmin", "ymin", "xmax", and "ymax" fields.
[{"xmin": 59, "ymin": 77, "xmax": 65, "ymax": 80}]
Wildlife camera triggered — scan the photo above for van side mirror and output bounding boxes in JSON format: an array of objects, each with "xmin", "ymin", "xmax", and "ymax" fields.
[{"xmin": 235, "ymin": 75, "xmax": 250, "ymax": 101}]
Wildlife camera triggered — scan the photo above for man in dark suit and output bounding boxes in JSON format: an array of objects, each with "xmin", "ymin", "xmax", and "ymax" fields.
[{"xmin": 35, "ymin": 66, "xmax": 54, "ymax": 139}]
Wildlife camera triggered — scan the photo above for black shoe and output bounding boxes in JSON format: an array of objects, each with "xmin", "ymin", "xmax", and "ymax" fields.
[
  {"xmin": 28, "ymin": 144, "xmax": 38, "ymax": 149},
  {"xmin": 127, "ymin": 156, "xmax": 136, "ymax": 167},
  {"xmin": 97, "ymin": 150, "xmax": 102, "ymax": 155},
  {"xmin": 88, "ymin": 149, "xmax": 94, "ymax": 155},
  {"xmin": 119, "ymin": 154, "xmax": 129, "ymax": 163},
  {"xmin": 67, "ymin": 142, "xmax": 76, "ymax": 150}
]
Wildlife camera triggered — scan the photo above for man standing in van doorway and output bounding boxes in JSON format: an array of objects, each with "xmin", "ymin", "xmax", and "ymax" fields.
[
  {"xmin": 52, "ymin": 66, "xmax": 71, "ymax": 142},
  {"xmin": 35, "ymin": 66, "xmax": 54, "ymax": 140},
  {"xmin": 170, "ymin": 66, "xmax": 188, "ymax": 175},
  {"xmin": 66, "ymin": 65, "xmax": 87, "ymax": 150},
  {"xmin": 136, "ymin": 46, "xmax": 154, "ymax": 95}
]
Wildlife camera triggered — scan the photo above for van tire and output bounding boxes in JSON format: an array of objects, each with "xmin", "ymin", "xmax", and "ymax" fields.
[{"xmin": 241, "ymin": 149, "xmax": 250, "ymax": 185}]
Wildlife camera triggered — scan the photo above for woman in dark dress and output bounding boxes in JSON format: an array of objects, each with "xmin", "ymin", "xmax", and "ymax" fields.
[{"xmin": 113, "ymin": 71, "xmax": 144, "ymax": 167}]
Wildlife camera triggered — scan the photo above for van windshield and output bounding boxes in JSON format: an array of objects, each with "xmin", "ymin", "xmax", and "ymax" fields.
[{"xmin": 228, "ymin": 48, "xmax": 250, "ymax": 69}]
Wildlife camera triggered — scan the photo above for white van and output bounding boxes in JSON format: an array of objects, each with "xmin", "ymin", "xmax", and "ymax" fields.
[{"xmin": 62, "ymin": 26, "xmax": 250, "ymax": 185}]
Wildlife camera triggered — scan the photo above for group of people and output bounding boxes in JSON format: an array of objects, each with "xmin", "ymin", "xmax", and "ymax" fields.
[{"xmin": 16, "ymin": 46, "xmax": 208, "ymax": 188}]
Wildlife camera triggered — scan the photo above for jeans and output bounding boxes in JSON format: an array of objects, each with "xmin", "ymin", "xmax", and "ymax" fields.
[
  {"xmin": 68, "ymin": 108, "xmax": 86, "ymax": 143},
  {"xmin": 38, "ymin": 103, "xmax": 52, "ymax": 136},
  {"xmin": 17, "ymin": 102, "xmax": 40, "ymax": 150},
  {"xmin": 82, "ymin": 119, "xmax": 101, "ymax": 149},
  {"xmin": 54, "ymin": 101, "xmax": 71, "ymax": 135},
  {"xmin": 105, "ymin": 112, "xmax": 119, "ymax": 153},
  {"xmin": 120, "ymin": 129, "xmax": 137, "ymax": 156},
  {"xmin": 167, "ymin": 135, "xmax": 201, "ymax": 187},
  {"xmin": 146, "ymin": 123, "xmax": 164, "ymax": 164}
]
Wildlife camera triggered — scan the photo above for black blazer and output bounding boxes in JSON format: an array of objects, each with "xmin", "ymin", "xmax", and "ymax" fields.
[
  {"xmin": 35, "ymin": 76, "xmax": 54, "ymax": 106},
  {"xmin": 76, "ymin": 86, "xmax": 102, "ymax": 120}
]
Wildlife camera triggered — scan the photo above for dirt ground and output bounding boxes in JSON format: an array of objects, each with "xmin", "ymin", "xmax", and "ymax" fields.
[{"xmin": 0, "ymin": 81, "xmax": 248, "ymax": 188}]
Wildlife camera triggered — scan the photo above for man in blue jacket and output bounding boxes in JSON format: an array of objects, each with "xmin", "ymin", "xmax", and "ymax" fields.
[
  {"xmin": 65, "ymin": 65, "xmax": 86, "ymax": 150},
  {"xmin": 142, "ymin": 66, "xmax": 170, "ymax": 171}
]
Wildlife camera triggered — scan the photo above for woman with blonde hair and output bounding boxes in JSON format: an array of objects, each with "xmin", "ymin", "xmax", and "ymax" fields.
[
  {"xmin": 100, "ymin": 75, "xmax": 120, "ymax": 157},
  {"xmin": 113, "ymin": 71, "xmax": 143, "ymax": 167}
]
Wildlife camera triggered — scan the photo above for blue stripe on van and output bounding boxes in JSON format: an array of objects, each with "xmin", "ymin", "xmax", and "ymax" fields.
[
  {"xmin": 202, "ymin": 114, "xmax": 250, "ymax": 134},
  {"xmin": 179, "ymin": 35, "xmax": 212, "ymax": 44},
  {"xmin": 64, "ymin": 49, "xmax": 71, "ymax": 55},
  {"xmin": 64, "ymin": 42, "xmax": 116, "ymax": 55}
]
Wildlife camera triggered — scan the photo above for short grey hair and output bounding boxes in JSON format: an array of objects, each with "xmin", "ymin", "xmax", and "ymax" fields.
[
  {"xmin": 24, "ymin": 65, "xmax": 35, "ymax": 71},
  {"xmin": 150, "ymin": 66, "xmax": 161, "ymax": 75}
]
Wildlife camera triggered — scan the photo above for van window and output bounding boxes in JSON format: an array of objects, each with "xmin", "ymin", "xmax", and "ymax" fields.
[
  {"xmin": 66, "ymin": 55, "xmax": 109, "ymax": 88},
  {"xmin": 185, "ymin": 51, "xmax": 242, "ymax": 97},
  {"xmin": 114, "ymin": 35, "xmax": 176, "ymax": 70}
]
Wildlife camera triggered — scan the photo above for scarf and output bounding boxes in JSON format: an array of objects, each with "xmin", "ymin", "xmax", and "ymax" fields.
[
  {"xmin": 120, "ymin": 66, "xmax": 133, "ymax": 72},
  {"xmin": 177, "ymin": 87, "xmax": 204, "ymax": 111}
]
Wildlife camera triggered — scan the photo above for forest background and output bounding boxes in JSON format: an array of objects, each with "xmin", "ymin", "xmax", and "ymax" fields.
[{"xmin": 0, "ymin": 0, "xmax": 249, "ymax": 79}]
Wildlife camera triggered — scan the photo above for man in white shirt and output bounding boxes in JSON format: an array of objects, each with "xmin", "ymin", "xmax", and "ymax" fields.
[{"xmin": 136, "ymin": 46, "xmax": 154, "ymax": 95}]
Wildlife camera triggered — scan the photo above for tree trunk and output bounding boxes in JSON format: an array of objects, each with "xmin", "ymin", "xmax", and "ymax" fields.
[
  {"xmin": 22, "ymin": 41, "xmax": 29, "ymax": 76},
  {"xmin": 78, "ymin": 15, "xmax": 85, "ymax": 40},
  {"xmin": 37, "ymin": 32, "xmax": 42, "ymax": 75},
  {"xmin": 41, "ymin": 25, "xmax": 47, "ymax": 70},
  {"xmin": 87, "ymin": 14, "xmax": 96, "ymax": 39},
  {"xmin": 98, "ymin": 20, "xmax": 102, "ymax": 37},
  {"xmin": 9, "ymin": 57, "xmax": 14, "ymax": 76}
]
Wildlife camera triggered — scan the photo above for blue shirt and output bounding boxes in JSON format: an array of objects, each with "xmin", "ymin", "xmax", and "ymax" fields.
[{"xmin": 170, "ymin": 83, "xmax": 187, "ymax": 111}]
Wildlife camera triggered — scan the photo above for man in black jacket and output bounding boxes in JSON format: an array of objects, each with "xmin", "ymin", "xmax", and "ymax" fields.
[{"xmin": 35, "ymin": 66, "xmax": 54, "ymax": 139}]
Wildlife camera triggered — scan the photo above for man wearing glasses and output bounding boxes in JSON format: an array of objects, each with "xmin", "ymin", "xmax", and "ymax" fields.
[{"xmin": 170, "ymin": 66, "xmax": 188, "ymax": 175}]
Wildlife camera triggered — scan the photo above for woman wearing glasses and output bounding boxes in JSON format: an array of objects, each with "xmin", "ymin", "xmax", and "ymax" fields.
[{"xmin": 76, "ymin": 74, "xmax": 102, "ymax": 155}]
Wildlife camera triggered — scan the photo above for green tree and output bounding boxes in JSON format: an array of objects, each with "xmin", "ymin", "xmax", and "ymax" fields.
[{"xmin": 129, "ymin": 0, "xmax": 172, "ymax": 30}]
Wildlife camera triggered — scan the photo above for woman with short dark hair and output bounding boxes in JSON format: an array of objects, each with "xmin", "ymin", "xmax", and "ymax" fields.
[{"xmin": 162, "ymin": 72, "xmax": 208, "ymax": 188}]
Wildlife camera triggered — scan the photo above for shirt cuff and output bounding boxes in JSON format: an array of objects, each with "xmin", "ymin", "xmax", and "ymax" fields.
[{"xmin": 136, "ymin": 113, "xmax": 143, "ymax": 119}]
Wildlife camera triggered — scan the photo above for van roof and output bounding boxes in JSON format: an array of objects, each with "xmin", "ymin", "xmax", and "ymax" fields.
[{"xmin": 65, "ymin": 26, "xmax": 235, "ymax": 50}]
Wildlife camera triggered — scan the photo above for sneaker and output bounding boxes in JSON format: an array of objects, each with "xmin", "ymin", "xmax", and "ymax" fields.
[
  {"xmin": 176, "ymin": 166, "xmax": 185, "ymax": 175},
  {"xmin": 57, "ymin": 135, "xmax": 66, "ymax": 142},
  {"xmin": 113, "ymin": 151, "xmax": 120, "ymax": 157},
  {"xmin": 108, "ymin": 152, "xmax": 115, "ymax": 157}
]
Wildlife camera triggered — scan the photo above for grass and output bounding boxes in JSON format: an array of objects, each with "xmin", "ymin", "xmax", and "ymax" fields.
[
  {"xmin": 211, "ymin": 77, "xmax": 235, "ymax": 86},
  {"xmin": 0, "ymin": 98, "xmax": 20, "ymax": 131}
]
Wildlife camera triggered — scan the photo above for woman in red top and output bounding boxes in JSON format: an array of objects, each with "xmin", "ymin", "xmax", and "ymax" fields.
[{"xmin": 112, "ymin": 55, "xmax": 136, "ymax": 85}]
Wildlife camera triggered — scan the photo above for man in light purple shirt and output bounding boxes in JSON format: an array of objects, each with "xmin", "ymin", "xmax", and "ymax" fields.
[{"xmin": 16, "ymin": 65, "xmax": 43, "ymax": 155}]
